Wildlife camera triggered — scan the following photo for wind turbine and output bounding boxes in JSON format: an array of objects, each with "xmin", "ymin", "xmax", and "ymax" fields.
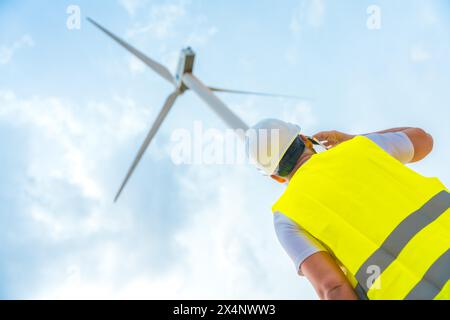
[{"xmin": 87, "ymin": 18, "xmax": 306, "ymax": 202}]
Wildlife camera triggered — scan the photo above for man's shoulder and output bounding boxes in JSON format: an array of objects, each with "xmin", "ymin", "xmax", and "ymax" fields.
[{"xmin": 365, "ymin": 132, "xmax": 414, "ymax": 164}]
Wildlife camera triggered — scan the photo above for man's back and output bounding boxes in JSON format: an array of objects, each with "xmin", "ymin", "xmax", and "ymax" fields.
[{"xmin": 273, "ymin": 131, "xmax": 448, "ymax": 299}]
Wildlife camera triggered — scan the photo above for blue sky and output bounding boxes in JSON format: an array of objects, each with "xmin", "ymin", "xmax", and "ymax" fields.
[{"xmin": 0, "ymin": 0, "xmax": 449, "ymax": 299}]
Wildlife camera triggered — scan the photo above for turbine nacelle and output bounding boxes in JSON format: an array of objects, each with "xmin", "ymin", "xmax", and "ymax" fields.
[{"xmin": 175, "ymin": 47, "xmax": 196, "ymax": 92}]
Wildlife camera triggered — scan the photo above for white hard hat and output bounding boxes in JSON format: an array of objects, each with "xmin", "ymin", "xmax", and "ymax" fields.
[{"xmin": 246, "ymin": 119, "xmax": 301, "ymax": 176}]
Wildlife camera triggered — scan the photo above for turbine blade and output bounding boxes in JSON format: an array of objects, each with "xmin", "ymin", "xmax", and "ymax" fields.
[
  {"xmin": 87, "ymin": 17, "xmax": 175, "ymax": 85},
  {"xmin": 182, "ymin": 74, "xmax": 249, "ymax": 134},
  {"xmin": 114, "ymin": 91, "xmax": 180, "ymax": 202},
  {"xmin": 208, "ymin": 87, "xmax": 310, "ymax": 100}
]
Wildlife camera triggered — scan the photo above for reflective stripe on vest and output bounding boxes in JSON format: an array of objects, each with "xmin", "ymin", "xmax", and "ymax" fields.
[
  {"xmin": 272, "ymin": 136, "xmax": 450, "ymax": 300},
  {"xmin": 355, "ymin": 191, "xmax": 450, "ymax": 296},
  {"xmin": 405, "ymin": 249, "xmax": 450, "ymax": 300}
]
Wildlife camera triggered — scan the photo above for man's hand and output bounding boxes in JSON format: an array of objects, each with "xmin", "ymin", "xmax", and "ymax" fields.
[
  {"xmin": 301, "ymin": 252, "xmax": 358, "ymax": 300},
  {"xmin": 313, "ymin": 131, "xmax": 355, "ymax": 148}
]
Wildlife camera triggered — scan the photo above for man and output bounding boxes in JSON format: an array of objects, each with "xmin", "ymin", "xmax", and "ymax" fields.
[{"xmin": 246, "ymin": 119, "xmax": 449, "ymax": 300}]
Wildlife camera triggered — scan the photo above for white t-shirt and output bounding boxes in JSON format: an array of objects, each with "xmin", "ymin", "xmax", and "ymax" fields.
[{"xmin": 274, "ymin": 132, "xmax": 415, "ymax": 275}]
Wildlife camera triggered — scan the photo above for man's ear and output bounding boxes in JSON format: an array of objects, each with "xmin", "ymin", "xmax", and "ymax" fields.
[{"xmin": 271, "ymin": 175, "xmax": 287, "ymax": 184}]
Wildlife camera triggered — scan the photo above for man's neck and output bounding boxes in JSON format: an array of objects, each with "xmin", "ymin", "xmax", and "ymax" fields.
[{"xmin": 286, "ymin": 152, "xmax": 314, "ymax": 182}]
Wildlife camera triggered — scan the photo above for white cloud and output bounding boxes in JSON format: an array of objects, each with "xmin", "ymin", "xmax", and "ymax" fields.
[
  {"xmin": 0, "ymin": 89, "xmax": 317, "ymax": 299},
  {"xmin": 227, "ymin": 94, "xmax": 318, "ymax": 134},
  {"xmin": 122, "ymin": 1, "xmax": 218, "ymax": 76},
  {"xmin": 0, "ymin": 34, "xmax": 34, "ymax": 65},
  {"xmin": 127, "ymin": 2, "xmax": 186, "ymax": 39},
  {"xmin": 410, "ymin": 46, "xmax": 432, "ymax": 63},
  {"xmin": 282, "ymin": 101, "xmax": 317, "ymax": 133},
  {"xmin": 128, "ymin": 55, "xmax": 146, "ymax": 74},
  {"xmin": 287, "ymin": 0, "xmax": 326, "ymax": 65},
  {"xmin": 0, "ymin": 90, "xmax": 150, "ymax": 240},
  {"xmin": 118, "ymin": 0, "xmax": 148, "ymax": 16},
  {"xmin": 417, "ymin": 1, "xmax": 440, "ymax": 27},
  {"xmin": 290, "ymin": 0, "xmax": 326, "ymax": 34},
  {"xmin": 125, "ymin": 0, "xmax": 218, "ymax": 46},
  {"xmin": 285, "ymin": 47, "xmax": 299, "ymax": 65},
  {"xmin": 184, "ymin": 26, "xmax": 218, "ymax": 47},
  {"xmin": 306, "ymin": 0, "xmax": 325, "ymax": 28}
]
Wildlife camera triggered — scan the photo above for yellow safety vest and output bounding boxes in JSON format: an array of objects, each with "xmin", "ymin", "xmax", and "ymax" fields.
[{"xmin": 272, "ymin": 136, "xmax": 450, "ymax": 300}]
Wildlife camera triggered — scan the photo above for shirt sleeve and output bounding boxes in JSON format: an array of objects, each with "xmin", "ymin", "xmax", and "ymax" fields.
[
  {"xmin": 365, "ymin": 132, "xmax": 415, "ymax": 164},
  {"xmin": 273, "ymin": 212, "xmax": 326, "ymax": 275}
]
